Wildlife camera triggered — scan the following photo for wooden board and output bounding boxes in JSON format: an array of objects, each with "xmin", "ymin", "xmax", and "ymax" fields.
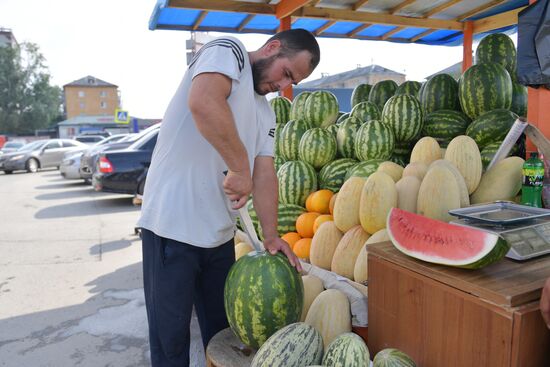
[
  {"xmin": 206, "ymin": 328, "xmax": 256, "ymax": 367},
  {"xmin": 368, "ymin": 241, "xmax": 550, "ymax": 307}
]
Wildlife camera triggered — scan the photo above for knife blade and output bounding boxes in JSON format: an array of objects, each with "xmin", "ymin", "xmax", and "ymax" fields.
[{"xmin": 236, "ymin": 205, "xmax": 264, "ymax": 253}]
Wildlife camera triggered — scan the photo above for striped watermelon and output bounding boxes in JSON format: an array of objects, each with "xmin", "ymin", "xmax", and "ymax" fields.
[
  {"xmin": 274, "ymin": 156, "xmax": 285, "ymax": 175},
  {"xmin": 270, "ymin": 96, "xmax": 291, "ymax": 125},
  {"xmin": 475, "ymin": 33, "xmax": 517, "ymax": 77},
  {"xmin": 390, "ymin": 154, "xmax": 408, "ymax": 166},
  {"xmin": 290, "ymin": 91, "xmax": 311, "ymax": 121},
  {"xmin": 354, "ymin": 120, "xmax": 395, "ymax": 161},
  {"xmin": 279, "ymin": 119, "xmax": 313, "ymax": 161},
  {"xmin": 326, "ymin": 124, "xmax": 339, "ymax": 142},
  {"xmin": 274, "ymin": 123, "xmax": 284, "ymax": 157},
  {"xmin": 369, "ymin": 80, "xmax": 398, "ymax": 110},
  {"xmin": 480, "ymin": 141, "xmax": 519, "ymax": 170},
  {"xmin": 373, "ymin": 348, "xmax": 416, "ymax": 367},
  {"xmin": 458, "ymin": 63, "xmax": 512, "ymax": 119},
  {"xmin": 422, "ymin": 109, "xmax": 471, "ymax": 147},
  {"xmin": 393, "ymin": 140, "xmax": 414, "ymax": 156},
  {"xmin": 345, "ymin": 159, "xmax": 384, "ymax": 180},
  {"xmin": 351, "ymin": 83, "xmax": 372, "ymax": 107},
  {"xmin": 246, "ymin": 198, "xmax": 261, "ymax": 237},
  {"xmin": 511, "ymin": 82, "xmax": 528, "ymax": 117},
  {"xmin": 322, "ymin": 333, "xmax": 370, "ymax": 367},
  {"xmin": 350, "ymin": 101, "xmax": 381, "ymax": 123},
  {"xmin": 319, "ymin": 158, "xmax": 358, "ymax": 192},
  {"xmin": 299, "ymin": 128, "xmax": 337, "ymax": 169},
  {"xmin": 277, "ymin": 203, "xmax": 307, "ymax": 234},
  {"xmin": 337, "ymin": 116, "xmax": 364, "ymax": 158},
  {"xmin": 466, "ymin": 109, "xmax": 518, "ymax": 149},
  {"xmin": 381, "ymin": 94, "xmax": 423, "ymax": 142},
  {"xmin": 251, "ymin": 322, "xmax": 323, "ymax": 367},
  {"xmin": 224, "ymin": 252, "xmax": 303, "ymax": 349},
  {"xmin": 277, "ymin": 160, "xmax": 318, "ymax": 207},
  {"xmin": 417, "ymin": 81, "xmax": 427, "ymax": 101},
  {"xmin": 303, "ymin": 91, "xmax": 339, "ymax": 128},
  {"xmin": 337, "ymin": 112, "xmax": 350, "ymax": 124},
  {"xmin": 420, "ymin": 73, "xmax": 460, "ymax": 114},
  {"xmin": 395, "ymin": 81, "xmax": 422, "ymax": 96}
]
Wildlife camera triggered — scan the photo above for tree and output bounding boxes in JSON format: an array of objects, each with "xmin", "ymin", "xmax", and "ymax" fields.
[{"xmin": 0, "ymin": 42, "xmax": 62, "ymax": 135}]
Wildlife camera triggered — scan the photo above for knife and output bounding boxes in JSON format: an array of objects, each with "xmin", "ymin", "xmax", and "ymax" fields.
[{"xmin": 223, "ymin": 171, "xmax": 264, "ymax": 253}]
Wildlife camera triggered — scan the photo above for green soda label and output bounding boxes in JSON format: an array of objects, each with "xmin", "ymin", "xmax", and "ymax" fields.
[{"xmin": 523, "ymin": 167, "xmax": 544, "ymax": 187}]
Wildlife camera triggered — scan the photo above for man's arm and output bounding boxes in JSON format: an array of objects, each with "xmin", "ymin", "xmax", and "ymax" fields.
[
  {"xmin": 541, "ymin": 277, "xmax": 550, "ymax": 329},
  {"xmin": 188, "ymin": 72, "xmax": 251, "ymax": 208},
  {"xmin": 252, "ymin": 156, "xmax": 302, "ymax": 271}
]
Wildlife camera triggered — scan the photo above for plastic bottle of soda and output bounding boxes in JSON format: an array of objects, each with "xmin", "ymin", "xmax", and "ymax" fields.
[{"xmin": 521, "ymin": 152, "xmax": 545, "ymax": 208}]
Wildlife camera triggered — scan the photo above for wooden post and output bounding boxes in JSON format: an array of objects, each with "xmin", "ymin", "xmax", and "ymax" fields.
[
  {"xmin": 526, "ymin": 0, "xmax": 550, "ymax": 154},
  {"xmin": 462, "ymin": 21, "xmax": 473, "ymax": 72},
  {"xmin": 279, "ymin": 16, "xmax": 293, "ymax": 100}
]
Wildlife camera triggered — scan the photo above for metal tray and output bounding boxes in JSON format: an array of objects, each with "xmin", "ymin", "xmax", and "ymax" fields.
[{"xmin": 448, "ymin": 201, "xmax": 550, "ymax": 225}]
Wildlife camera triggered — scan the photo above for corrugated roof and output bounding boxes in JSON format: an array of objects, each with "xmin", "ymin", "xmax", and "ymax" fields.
[
  {"xmin": 148, "ymin": 0, "xmax": 528, "ymax": 46},
  {"xmin": 64, "ymin": 75, "xmax": 118, "ymax": 88},
  {"xmin": 299, "ymin": 64, "xmax": 404, "ymax": 87}
]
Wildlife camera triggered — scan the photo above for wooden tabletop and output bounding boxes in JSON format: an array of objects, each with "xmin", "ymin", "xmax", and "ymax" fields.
[{"xmin": 368, "ymin": 241, "xmax": 550, "ymax": 308}]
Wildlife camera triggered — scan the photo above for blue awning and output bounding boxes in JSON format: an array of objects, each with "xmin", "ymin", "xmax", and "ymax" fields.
[{"xmin": 149, "ymin": 0, "xmax": 528, "ymax": 46}]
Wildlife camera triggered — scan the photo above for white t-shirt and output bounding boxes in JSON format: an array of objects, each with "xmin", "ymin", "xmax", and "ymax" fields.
[{"xmin": 137, "ymin": 37, "xmax": 275, "ymax": 248}]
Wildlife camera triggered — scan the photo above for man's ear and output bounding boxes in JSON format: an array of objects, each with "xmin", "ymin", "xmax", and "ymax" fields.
[{"xmin": 262, "ymin": 40, "xmax": 281, "ymax": 57}]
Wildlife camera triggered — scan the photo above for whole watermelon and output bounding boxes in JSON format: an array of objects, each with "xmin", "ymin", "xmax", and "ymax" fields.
[
  {"xmin": 277, "ymin": 160, "xmax": 318, "ymax": 207},
  {"xmin": 475, "ymin": 33, "xmax": 517, "ymax": 77},
  {"xmin": 289, "ymin": 91, "xmax": 311, "ymax": 121},
  {"xmin": 322, "ymin": 333, "xmax": 370, "ymax": 367},
  {"xmin": 224, "ymin": 252, "xmax": 303, "ymax": 349},
  {"xmin": 373, "ymin": 348, "xmax": 416, "ymax": 367},
  {"xmin": 466, "ymin": 109, "xmax": 518, "ymax": 149},
  {"xmin": 395, "ymin": 80, "xmax": 422, "ymax": 96},
  {"xmin": 274, "ymin": 156, "xmax": 285, "ymax": 175},
  {"xmin": 336, "ymin": 116, "xmax": 364, "ymax": 158},
  {"xmin": 345, "ymin": 159, "xmax": 384, "ymax": 180},
  {"xmin": 251, "ymin": 322, "xmax": 323, "ymax": 367},
  {"xmin": 337, "ymin": 112, "xmax": 350, "ymax": 124},
  {"xmin": 277, "ymin": 203, "xmax": 307, "ymax": 235},
  {"xmin": 303, "ymin": 90, "xmax": 339, "ymax": 128},
  {"xmin": 319, "ymin": 158, "xmax": 358, "ymax": 192},
  {"xmin": 326, "ymin": 123, "xmax": 339, "ymax": 142},
  {"xmin": 422, "ymin": 109, "xmax": 471, "ymax": 147},
  {"xmin": 381, "ymin": 94, "xmax": 423, "ymax": 142},
  {"xmin": 510, "ymin": 82, "xmax": 528, "ymax": 117},
  {"xmin": 369, "ymin": 80, "xmax": 398, "ymax": 110},
  {"xmin": 273, "ymin": 123, "xmax": 284, "ymax": 157},
  {"xmin": 350, "ymin": 101, "xmax": 381, "ymax": 123},
  {"xmin": 298, "ymin": 128, "xmax": 337, "ymax": 169},
  {"xmin": 350, "ymin": 83, "xmax": 372, "ymax": 107},
  {"xmin": 269, "ymin": 96, "xmax": 291, "ymax": 125},
  {"xmin": 354, "ymin": 120, "xmax": 395, "ymax": 161},
  {"xmin": 278, "ymin": 119, "xmax": 313, "ymax": 161},
  {"xmin": 480, "ymin": 140, "xmax": 520, "ymax": 171},
  {"xmin": 420, "ymin": 73, "xmax": 460, "ymax": 114},
  {"xmin": 458, "ymin": 63, "xmax": 512, "ymax": 119}
]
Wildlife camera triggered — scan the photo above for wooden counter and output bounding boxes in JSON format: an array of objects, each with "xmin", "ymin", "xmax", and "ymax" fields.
[{"xmin": 367, "ymin": 241, "xmax": 550, "ymax": 367}]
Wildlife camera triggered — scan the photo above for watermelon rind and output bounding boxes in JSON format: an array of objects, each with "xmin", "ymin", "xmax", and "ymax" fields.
[
  {"xmin": 303, "ymin": 90, "xmax": 339, "ymax": 128},
  {"xmin": 386, "ymin": 208, "xmax": 510, "ymax": 269},
  {"xmin": 351, "ymin": 83, "xmax": 372, "ymax": 108},
  {"xmin": 269, "ymin": 96, "xmax": 291, "ymax": 125},
  {"xmin": 373, "ymin": 348, "xmax": 417, "ymax": 367},
  {"xmin": 290, "ymin": 91, "xmax": 311, "ymax": 121},
  {"xmin": 395, "ymin": 81, "xmax": 422, "ymax": 97},
  {"xmin": 277, "ymin": 160, "xmax": 318, "ymax": 207}
]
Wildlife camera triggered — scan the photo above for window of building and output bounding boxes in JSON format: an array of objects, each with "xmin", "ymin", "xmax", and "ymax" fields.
[
  {"xmin": 80, "ymin": 102, "xmax": 85, "ymax": 109},
  {"xmin": 78, "ymin": 91, "xmax": 85, "ymax": 98},
  {"xmin": 100, "ymin": 91, "xmax": 107, "ymax": 98},
  {"xmin": 100, "ymin": 101, "xmax": 107, "ymax": 109}
]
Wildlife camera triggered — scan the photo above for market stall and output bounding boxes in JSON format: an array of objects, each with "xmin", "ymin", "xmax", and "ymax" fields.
[{"xmin": 147, "ymin": 1, "xmax": 550, "ymax": 366}]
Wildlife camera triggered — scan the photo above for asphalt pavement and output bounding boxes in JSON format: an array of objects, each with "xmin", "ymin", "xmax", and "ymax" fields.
[{"xmin": 0, "ymin": 169, "xmax": 205, "ymax": 367}]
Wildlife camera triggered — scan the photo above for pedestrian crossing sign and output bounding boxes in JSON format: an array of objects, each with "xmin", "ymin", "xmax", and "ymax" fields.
[{"xmin": 115, "ymin": 109, "xmax": 130, "ymax": 124}]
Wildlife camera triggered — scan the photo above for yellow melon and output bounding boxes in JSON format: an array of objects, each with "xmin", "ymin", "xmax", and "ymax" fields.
[
  {"xmin": 471, "ymin": 156, "xmax": 524, "ymax": 204},
  {"xmin": 310, "ymin": 221, "xmax": 343, "ymax": 270},
  {"xmin": 376, "ymin": 161, "xmax": 404, "ymax": 182},
  {"xmin": 395, "ymin": 175, "xmax": 421, "ymax": 213},
  {"xmin": 235, "ymin": 242, "xmax": 253, "ymax": 260},
  {"xmin": 429, "ymin": 159, "xmax": 470, "ymax": 207},
  {"xmin": 301, "ymin": 274, "xmax": 324, "ymax": 322},
  {"xmin": 333, "ymin": 177, "xmax": 366, "ymax": 232},
  {"xmin": 353, "ymin": 228, "xmax": 391, "ymax": 284},
  {"xmin": 410, "ymin": 136, "xmax": 442, "ymax": 165},
  {"xmin": 417, "ymin": 164, "xmax": 461, "ymax": 222},
  {"xmin": 402, "ymin": 162, "xmax": 428, "ymax": 181},
  {"xmin": 331, "ymin": 225, "xmax": 370, "ymax": 280},
  {"xmin": 444, "ymin": 135, "xmax": 483, "ymax": 194},
  {"xmin": 359, "ymin": 172, "xmax": 397, "ymax": 234}
]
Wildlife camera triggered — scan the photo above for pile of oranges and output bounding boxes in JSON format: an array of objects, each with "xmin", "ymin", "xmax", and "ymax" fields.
[{"xmin": 282, "ymin": 189, "xmax": 337, "ymax": 261}]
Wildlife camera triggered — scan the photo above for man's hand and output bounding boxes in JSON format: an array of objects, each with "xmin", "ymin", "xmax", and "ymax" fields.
[
  {"xmin": 263, "ymin": 237, "xmax": 303, "ymax": 273},
  {"xmin": 541, "ymin": 277, "xmax": 550, "ymax": 329},
  {"xmin": 223, "ymin": 169, "xmax": 253, "ymax": 209}
]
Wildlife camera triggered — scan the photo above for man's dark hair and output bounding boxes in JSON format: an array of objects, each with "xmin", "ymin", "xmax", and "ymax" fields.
[{"xmin": 266, "ymin": 29, "xmax": 320, "ymax": 71}]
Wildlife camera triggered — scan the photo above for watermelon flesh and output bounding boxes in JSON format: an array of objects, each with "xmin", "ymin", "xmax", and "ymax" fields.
[{"xmin": 387, "ymin": 208, "xmax": 510, "ymax": 269}]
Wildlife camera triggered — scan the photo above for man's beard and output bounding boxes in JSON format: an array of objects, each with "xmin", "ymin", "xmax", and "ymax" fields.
[{"xmin": 251, "ymin": 54, "xmax": 278, "ymax": 95}]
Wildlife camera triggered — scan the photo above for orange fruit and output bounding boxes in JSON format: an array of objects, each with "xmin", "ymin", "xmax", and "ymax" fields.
[
  {"xmin": 305, "ymin": 192, "xmax": 316, "ymax": 212},
  {"xmin": 293, "ymin": 238, "xmax": 312, "ymax": 260},
  {"xmin": 313, "ymin": 214, "xmax": 333, "ymax": 234},
  {"xmin": 296, "ymin": 212, "xmax": 320, "ymax": 238},
  {"xmin": 329, "ymin": 192, "xmax": 338, "ymax": 215},
  {"xmin": 308, "ymin": 189, "xmax": 334, "ymax": 214},
  {"xmin": 281, "ymin": 232, "xmax": 302, "ymax": 250}
]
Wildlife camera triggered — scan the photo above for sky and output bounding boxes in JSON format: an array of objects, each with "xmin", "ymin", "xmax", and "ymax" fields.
[{"xmin": 1, "ymin": 0, "xmax": 483, "ymax": 119}]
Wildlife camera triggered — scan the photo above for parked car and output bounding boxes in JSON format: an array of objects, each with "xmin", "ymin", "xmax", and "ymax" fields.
[
  {"xmin": 80, "ymin": 125, "xmax": 160, "ymax": 183},
  {"xmin": 74, "ymin": 135, "xmax": 106, "ymax": 145},
  {"xmin": 0, "ymin": 139, "xmax": 88, "ymax": 174},
  {"xmin": 0, "ymin": 141, "xmax": 26, "ymax": 155},
  {"xmin": 59, "ymin": 151, "xmax": 84, "ymax": 179},
  {"xmin": 92, "ymin": 128, "xmax": 159, "ymax": 195}
]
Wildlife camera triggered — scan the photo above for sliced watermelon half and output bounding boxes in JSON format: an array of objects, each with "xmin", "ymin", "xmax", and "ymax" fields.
[{"xmin": 387, "ymin": 208, "xmax": 511, "ymax": 269}]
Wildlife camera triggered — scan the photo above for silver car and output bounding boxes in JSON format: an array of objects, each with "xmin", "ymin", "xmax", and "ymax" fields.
[{"xmin": 0, "ymin": 139, "xmax": 88, "ymax": 174}]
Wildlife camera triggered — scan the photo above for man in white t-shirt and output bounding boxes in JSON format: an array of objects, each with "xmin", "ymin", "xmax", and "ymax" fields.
[{"xmin": 137, "ymin": 29, "xmax": 320, "ymax": 366}]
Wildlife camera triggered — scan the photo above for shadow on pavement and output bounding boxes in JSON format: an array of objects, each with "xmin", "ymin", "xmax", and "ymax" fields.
[
  {"xmin": 35, "ymin": 197, "xmax": 138, "ymax": 219},
  {"xmin": 35, "ymin": 182, "xmax": 91, "ymax": 190},
  {"xmin": 89, "ymin": 239, "xmax": 136, "ymax": 257},
  {"xmin": 35, "ymin": 188, "xmax": 96, "ymax": 200}
]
